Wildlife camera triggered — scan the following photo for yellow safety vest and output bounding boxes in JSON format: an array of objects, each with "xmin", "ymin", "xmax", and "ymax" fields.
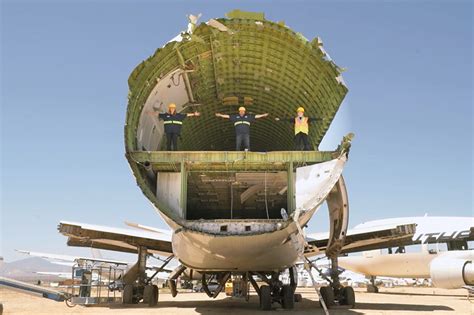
[{"xmin": 294, "ymin": 117, "xmax": 309, "ymax": 135}]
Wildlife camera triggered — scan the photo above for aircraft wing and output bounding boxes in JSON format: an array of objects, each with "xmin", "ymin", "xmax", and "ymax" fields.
[
  {"xmin": 124, "ymin": 221, "xmax": 172, "ymax": 235},
  {"xmin": 305, "ymin": 222, "xmax": 417, "ymax": 256},
  {"xmin": 58, "ymin": 221, "xmax": 173, "ymax": 256},
  {"xmin": 16, "ymin": 250, "xmax": 77, "ymax": 266},
  {"xmin": 35, "ymin": 271, "xmax": 71, "ymax": 279},
  {"xmin": 16, "ymin": 249, "xmax": 130, "ymax": 266}
]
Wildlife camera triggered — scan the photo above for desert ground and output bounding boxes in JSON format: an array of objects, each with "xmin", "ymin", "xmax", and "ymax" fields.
[{"xmin": 1, "ymin": 287, "xmax": 472, "ymax": 315}]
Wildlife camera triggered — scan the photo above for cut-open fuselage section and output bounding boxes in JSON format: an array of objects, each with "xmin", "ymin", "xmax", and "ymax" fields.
[
  {"xmin": 128, "ymin": 150, "xmax": 340, "ymax": 226},
  {"xmin": 186, "ymin": 171, "xmax": 288, "ymax": 220}
]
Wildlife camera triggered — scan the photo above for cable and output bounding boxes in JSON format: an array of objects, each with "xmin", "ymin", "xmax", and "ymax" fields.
[
  {"xmin": 264, "ymin": 171, "xmax": 269, "ymax": 219},
  {"xmin": 230, "ymin": 178, "xmax": 233, "ymax": 219},
  {"xmin": 226, "ymin": 152, "xmax": 233, "ymax": 220}
]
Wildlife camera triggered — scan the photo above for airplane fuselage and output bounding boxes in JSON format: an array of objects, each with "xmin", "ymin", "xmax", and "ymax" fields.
[{"xmin": 172, "ymin": 221, "xmax": 304, "ymax": 271}]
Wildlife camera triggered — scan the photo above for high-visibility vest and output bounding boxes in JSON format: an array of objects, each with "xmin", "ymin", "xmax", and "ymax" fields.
[
  {"xmin": 294, "ymin": 117, "xmax": 309, "ymax": 135},
  {"xmin": 234, "ymin": 121, "xmax": 251, "ymax": 126},
  {"xmin": 163, "ymin": 120, "xmax": 183, "ymax": 125}
]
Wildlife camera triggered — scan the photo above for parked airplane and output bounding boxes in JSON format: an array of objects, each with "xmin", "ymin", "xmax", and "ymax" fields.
[
  {"xmin": 334, "ymin": 216, "xmax": 474, "ymax": 292},
  {"xmin": 5, "ymin": 10, "xmax": 422, "ymax": 312},
  {"xmin": 15, "ymin": 249, "xmax": 175, "ymax": 282}
]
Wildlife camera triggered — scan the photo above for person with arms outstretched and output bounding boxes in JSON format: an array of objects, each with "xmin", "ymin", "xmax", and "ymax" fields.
[
  {"xmin": 275, "ymin": 106, "xmax": 323, "ymax": 151},
  {"xmin": 148, "ymin": 103, "xmax": 200, "ymax": 151},
  {"xmin": 215, "ymin": 106, "xmax": 269, "ymax": 151}
]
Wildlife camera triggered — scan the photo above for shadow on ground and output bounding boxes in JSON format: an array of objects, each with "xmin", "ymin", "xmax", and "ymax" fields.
[
  {"xmin": 355, "ymin": 302, "xmax": 453, "ymax": 311},
  {"xmin": 103, "ymin": 297, "xmax": 365, "ymax": 314},
  {"xmin": 96, "ymin": 293, "xmax": 457, "ymax": 314},
  {"xmin": 379, "ymin": 290, "xmax": 466, "ymax": 298}
]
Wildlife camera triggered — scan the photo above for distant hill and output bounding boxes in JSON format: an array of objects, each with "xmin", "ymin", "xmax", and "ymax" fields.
[{"xmin": 0, "ymin": 257, "xmax": 70, "ymax": 281}]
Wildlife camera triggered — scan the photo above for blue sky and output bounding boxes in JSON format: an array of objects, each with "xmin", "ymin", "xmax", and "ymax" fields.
[{"xmin": 1, "ymin": 0, "xmax": 472, "ymax": 262}]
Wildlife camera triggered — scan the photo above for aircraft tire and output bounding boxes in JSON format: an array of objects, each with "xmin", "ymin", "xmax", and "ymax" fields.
[
  {"xmin": 281, "ymin": 285, "xmax": 294, "ymax": 309},
  {"xmin": 143, "ymin": 285, "xmax": 159, "ymax": 306},
  {"xmin": 123, "ymin": 284, "xmax": 134, "ymax": 304},
  {"xmin": 367, "ymin": 284, "xmax": 379, "ymax": 293},
  {"xmin": 341, "ymin": 286, "xmax": 355, "ymax": 307},
  {"xmin": 294, "ymin": 293, "xmax": 303, "ymax": 302},
  {"xmin": 259, "ymin": 285, "xmax": 272, "ymax": 311},
  {"xmin": 319, "ymin": 286, "xmax": 335, "ymax": 308}
]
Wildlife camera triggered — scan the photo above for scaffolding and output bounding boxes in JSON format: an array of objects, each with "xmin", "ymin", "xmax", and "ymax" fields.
[{"xmin": 66, "ymin": 259, "xmax": 127, "ymax": 306}]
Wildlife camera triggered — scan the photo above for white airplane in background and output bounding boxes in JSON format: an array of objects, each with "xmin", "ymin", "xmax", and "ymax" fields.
[
  {"xmin": 16, "ymin": 249, "xmax": 176, "ymax": 282},
  {"xmin": 16, "ymin": 214, "xmax": 473, "ymax": 309},
  {"xmin": 326, "ymin": 216, "xmax": 474, "ymax": 293}
]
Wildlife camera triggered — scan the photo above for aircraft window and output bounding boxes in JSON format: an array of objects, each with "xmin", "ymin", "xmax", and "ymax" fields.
[
  {"xmin": 436, "ymin": 242, "xmax": 448, "ymax": 252},
  {"xmin": 447, "ymin": 240, "xmax": 468, "ymax": 251},
  {"xmin": 426, "ymin": 242, "xmax": 448, "ymax": 253},
  {"xmin": 395, "ymin": 246, "xmax": 406, "ymax": 254}
]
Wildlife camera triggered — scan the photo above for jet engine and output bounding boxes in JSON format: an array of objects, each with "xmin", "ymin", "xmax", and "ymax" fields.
[{"xmin": 430, "ymin": 257, "xmax": 474, "ymax": 289}]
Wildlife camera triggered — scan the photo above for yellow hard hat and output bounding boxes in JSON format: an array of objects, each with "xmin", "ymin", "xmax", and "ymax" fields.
[
  {"xmin": 168, "ymin": 103, "xmax": 176, "ymax": 108},
  {"xmin": 297, "ymin": 107, "xmax": 305, "ymax": 113},
  {"xmin": 238, "ymin": 106, "xmax": 246, "ymax": 111}
]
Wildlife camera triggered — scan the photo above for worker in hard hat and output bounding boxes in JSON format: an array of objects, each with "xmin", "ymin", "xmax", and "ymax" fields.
[
  {"xmin": 148, "ymin": 103, "xmax": 200, "ymax": 151},
  {"xmin": 275, "ymin": 107, "xmax": 322, "ymax": 151},
  {"xmin": 215, "ymin": 106, "xmax": 269, "ymax": 151}
]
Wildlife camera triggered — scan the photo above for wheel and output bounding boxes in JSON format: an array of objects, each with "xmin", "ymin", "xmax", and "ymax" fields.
[
  {"xmin": 143, "ymin": 285, "xmax": 150, "ymax": 304},
  {"xmin": 367, "ymin": 284, "xmax": 379, "ymax": 293},
  {"xmin": 341, "ymin": 286, "xmax": 355, "ymax": 307},
  {"xmin": 294, "ymin": 293, "xmax": 303, "ymax": 302},
  {"xmin": 123, "ymin": 284, "xmax": 134, "ymax": 304},
  {"xmin": 281, "ymin": 285, "xmax": 294, "ymax": 309},
  {"xmin": 143, "ymin": 285, "xmax": 159, "ymax": 306},
  {"xmin": 319, "ymin": 286, "xmax": 335, "ymax": 308},
  {"xmin": 259, "ymin": 285, "xmax": 272, "ymax": 311}
]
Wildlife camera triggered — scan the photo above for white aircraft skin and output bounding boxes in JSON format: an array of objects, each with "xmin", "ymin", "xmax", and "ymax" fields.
[
  {"xmin": 338, "ymin": 216, "xmax": 474, "ymax": 289},
  {"xmin": 15, "ymin": 250, "xmax": 130, "ymax": 267},
  {"xmin": 340, "ymin": 250, "xmax": 471, "ymax": 278}
]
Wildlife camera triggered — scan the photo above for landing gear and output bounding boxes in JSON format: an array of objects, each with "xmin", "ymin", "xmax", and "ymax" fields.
[
  {"xmin": 259, "ymin": 285, "xmax": 272, "ymax": 310},
  {"xmin": 281, "ymin": 285, "xmax": 295, "ymax": 309},
  {"xmin": 143, "ymin": 285, "xmax": 158, "ymax": 306},
  {"xmin": 328, "ymin": 256, "xmax": 356, "ymax": 307},
  {"xmin": 319, "ymin": 286, "xmax": 335, "ymax": 307},
  {"xmin": 307, "ymin": 176, "xmax": 356, "ymax": 309},
  {"xmin": 254, "ymin": 269, "xmax": 298, "ymax": 311},
  {"xmin": 367, "ymin": 284, "xmax": 379, "ymax": 293},
  {"xmin": 294, "ymin": 293, "xmax": 303, "ymax": 302},
  {"xmin": 257, "ymin": 283, "xmax": 295, "ymax": 311},
  {"xmin": 341, "ymin": 286, "xmax": 355, "ymax": 307},
  {"xmin": 319, "ymin": 285, "xmax": 355, "ymax": 308},
  {"xmin": 122, "ymin": 284, "xmax": 134, "ymax": 304},
  {"xmin": 367, "ymin": 276, "xmax": 379, "ymax": 293},
  {"xmin": 121, "ymin": 247, "xmax": 173, "ymax": 307},
  {"xmin": 306, "ymin": 255, "xmax": 356, "ymax": 309}
]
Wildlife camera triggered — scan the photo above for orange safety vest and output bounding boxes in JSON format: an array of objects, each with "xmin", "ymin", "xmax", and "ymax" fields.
[{"xmin": 294, "ymin": 117, "xmax": 309, "ymax": 135}]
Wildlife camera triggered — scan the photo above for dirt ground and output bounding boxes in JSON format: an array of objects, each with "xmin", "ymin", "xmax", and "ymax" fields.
[{"xmin": 1, "ymin": 286, "xmax": 473, "ymax": 315}]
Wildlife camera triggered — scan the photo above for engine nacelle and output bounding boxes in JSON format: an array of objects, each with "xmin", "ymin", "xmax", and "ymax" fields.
[{"xmin": 430, "ymin": 257, "xmax": 474, "ymax": 289}]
